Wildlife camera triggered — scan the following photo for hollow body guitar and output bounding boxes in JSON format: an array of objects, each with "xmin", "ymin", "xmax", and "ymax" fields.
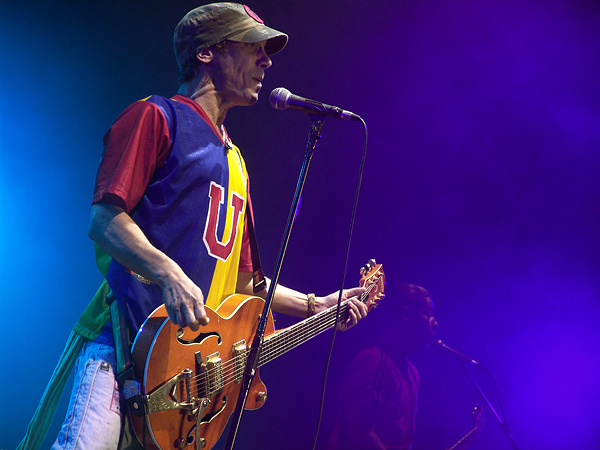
[{"xmin": 130, "ymin": 261, "xmax": 385, "ymax": 450}]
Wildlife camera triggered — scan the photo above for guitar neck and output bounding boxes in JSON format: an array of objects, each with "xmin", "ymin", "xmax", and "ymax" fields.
[{"xmin": 258, "ymin": 289, "xmax": 372, "ymax": 367}]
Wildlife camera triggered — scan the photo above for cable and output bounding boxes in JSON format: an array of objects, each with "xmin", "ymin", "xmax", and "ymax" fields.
[{"xmin": 311, "ymin": 116, "xmax": 368, "ymax": 450}]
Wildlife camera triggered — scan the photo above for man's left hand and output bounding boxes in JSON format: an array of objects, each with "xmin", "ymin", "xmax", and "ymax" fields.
[{"xmin": 319, "ymin": 287, "xmax": 368, "ymax": 331}]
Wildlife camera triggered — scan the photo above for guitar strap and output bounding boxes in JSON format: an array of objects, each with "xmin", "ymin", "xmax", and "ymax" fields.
[
  {"xmin": 246, "ymin": 197, "xmax": 267, "ymax": 294},
  {"xmin": 108, "ymin": 293, "xmax": 145, "ymax": 450}
]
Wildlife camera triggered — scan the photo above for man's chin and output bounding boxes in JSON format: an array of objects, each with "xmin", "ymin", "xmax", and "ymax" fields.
[{"xmin": 241, "ymin": 93, "xmax": 259, "ymax": 106}]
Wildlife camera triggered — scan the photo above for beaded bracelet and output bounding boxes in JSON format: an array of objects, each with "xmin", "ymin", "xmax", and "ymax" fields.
[{"xmin": 307, "ymin": 293, "xmax": 316, "ymax": 317}]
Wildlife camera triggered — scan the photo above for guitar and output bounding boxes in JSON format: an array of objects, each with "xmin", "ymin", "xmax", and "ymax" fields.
[
  {"xmin": 129, "ymin": 260, "xmax": 385, "ymax": 450},
  {"xmin": 445, "ymin": 403, "xmax": 485, "ymax": 450}
]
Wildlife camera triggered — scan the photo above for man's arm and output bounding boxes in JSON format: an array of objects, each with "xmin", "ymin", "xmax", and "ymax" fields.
[
  {"xmin": 236, "ymin": 272, "xmax": 368, "ymax": 330},
  {"xmin": 88, "ymin": 202, "xmax": 209, "ymax": 330}
]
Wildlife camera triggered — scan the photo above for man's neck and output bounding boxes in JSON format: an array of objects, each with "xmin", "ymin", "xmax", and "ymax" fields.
[{"xmin": 177, "ymin": 81, "xmax": 228, "ymax": 133}]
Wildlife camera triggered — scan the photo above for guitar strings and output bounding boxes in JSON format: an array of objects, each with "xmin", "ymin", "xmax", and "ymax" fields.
[
  {"xmin": 185, "ymin": 282, "xmax": 378, "ymax": 395},
  {"xmin": 185, "ymin": 281, "xmax": 379, "ymax": 397},
  {"xmin": 185, "ymin": 300, "xmax": 353, "ymax": 396}
]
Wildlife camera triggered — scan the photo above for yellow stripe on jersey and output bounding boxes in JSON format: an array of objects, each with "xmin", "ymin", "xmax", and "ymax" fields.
[{"xmin": 204, "ymin": 144, "xmax": 248, "ymax": 310}]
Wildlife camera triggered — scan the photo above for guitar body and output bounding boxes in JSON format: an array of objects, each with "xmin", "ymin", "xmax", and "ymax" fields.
[{"xmin": 130, "ymin": 294, "xmax": 275, "ymax": 450}]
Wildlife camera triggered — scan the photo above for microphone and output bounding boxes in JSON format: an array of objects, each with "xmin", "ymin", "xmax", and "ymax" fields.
[
  {"xmin": 434, "ymin": 339, "xmax": 484, "ymax": 368},
  {"xmin": 269, "ymin": 87, "xmax": 361, "ymax": 121}
]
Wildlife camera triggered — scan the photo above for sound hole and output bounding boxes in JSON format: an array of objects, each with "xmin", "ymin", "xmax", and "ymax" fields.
[
  {"xmin": 176, "ymin": 329, "xmax": 222, "ymax": 346},
  {"xmin": 201, "ymin": 395, "xmax": 227, "ymax": 424}
]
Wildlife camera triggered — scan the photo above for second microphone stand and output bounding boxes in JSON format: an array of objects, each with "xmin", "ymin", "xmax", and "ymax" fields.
[{"xmin": 460, "ymin": 363, "xmax": 520, "ymax": 450}]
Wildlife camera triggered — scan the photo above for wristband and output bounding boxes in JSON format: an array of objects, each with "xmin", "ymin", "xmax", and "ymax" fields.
[{"xmin": 307, "ymin": 293, "xmax": 316, "ymax": 317}]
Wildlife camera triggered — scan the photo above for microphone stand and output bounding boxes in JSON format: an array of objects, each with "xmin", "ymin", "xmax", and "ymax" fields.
[
  {"xmin": 459, "ymin": 363, "xmax": 521, "ymax": 450},
  {"xmin": 224, "ymin": 115, "xmax": 326, "ymax": 450}
]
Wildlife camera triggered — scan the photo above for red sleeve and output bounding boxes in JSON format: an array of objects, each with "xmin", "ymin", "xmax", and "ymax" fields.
[
  {"xmin": 238, "ymin": 188, "xmax": 254, "ymax": 273},
  {"xmin": 92, "ymin": 100, "xmax": 171, "ymax": 213}
]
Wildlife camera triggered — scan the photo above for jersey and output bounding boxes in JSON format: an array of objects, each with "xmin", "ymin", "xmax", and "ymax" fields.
[{"xmin": 95, "ymin": 94, "xmax": 252, "ymax": 330}]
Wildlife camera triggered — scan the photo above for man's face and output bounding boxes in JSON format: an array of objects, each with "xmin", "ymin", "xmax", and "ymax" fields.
[{"xmin": 211, "ymin": 40, "xmax": 272, "ymax": 108}]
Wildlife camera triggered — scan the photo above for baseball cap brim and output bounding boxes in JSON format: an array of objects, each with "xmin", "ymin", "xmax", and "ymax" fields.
[{"xmin": 227, "ymin": 25, "xmax": 288, "ymax": 55}]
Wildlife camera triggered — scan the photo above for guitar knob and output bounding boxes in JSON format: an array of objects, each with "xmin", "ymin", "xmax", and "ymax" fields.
[
  {"xmin": 256, "ymin": 391, "xmax": 267, "ymax": 403},
  {"xmin": 360, "ymin": 259, "xmax": 378, "ymax": 276}
]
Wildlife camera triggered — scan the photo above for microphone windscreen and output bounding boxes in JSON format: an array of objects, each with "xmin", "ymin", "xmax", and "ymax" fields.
[{"xmin": 270, "ymin": 87, "xmax": 291, "ymax": 110}]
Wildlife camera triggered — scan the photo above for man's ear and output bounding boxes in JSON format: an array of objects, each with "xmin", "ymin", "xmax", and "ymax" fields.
[{"xmin": 195, "ymin": 47, "xmax": 213, "ymax": 64}]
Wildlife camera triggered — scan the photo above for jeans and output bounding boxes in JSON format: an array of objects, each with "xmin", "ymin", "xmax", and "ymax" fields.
[{"xmin": 51, "ymin": 340, "xmax": 121, "ymax": 450}]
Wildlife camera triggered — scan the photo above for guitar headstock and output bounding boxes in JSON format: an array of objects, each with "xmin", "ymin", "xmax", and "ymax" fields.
[{"xmin": 359, "ymin": 259, "xmax": 385, "ymax": 311}]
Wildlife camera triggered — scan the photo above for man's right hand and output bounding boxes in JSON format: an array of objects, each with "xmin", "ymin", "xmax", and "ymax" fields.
[
  {"xmin": 161, "ymin": 271, "xmax": 209, "ymax": 331},
  {"xmin": 89, "ymin": 203, "xmax": 210, "ymax": 331}
]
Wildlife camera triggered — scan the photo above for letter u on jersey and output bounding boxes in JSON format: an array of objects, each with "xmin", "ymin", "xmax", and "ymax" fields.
[{"xmin": 203, "ymin": 181, "xmax": 245, "ymax": 261}]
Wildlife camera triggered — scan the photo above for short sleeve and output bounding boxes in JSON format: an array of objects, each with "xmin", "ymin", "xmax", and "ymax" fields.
[{"xmin": 92, "ymin": 99, "xmax": 171, "ymax": 213}]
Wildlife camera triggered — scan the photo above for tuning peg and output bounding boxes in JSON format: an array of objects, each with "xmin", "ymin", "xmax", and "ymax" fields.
[{"xmin": 360, "ymin": 259, "xmax": 377, "ymax": 276}]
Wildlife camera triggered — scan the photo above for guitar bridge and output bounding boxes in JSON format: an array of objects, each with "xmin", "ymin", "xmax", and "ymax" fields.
[{"xmin": 144, "ymin": 369, "xmax": 195, "ymax": 413}]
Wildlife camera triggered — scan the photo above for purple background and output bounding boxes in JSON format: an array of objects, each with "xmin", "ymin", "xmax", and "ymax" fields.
[{"xmin": 2, "ymin": 1, "xmax": 599, "ymax": 449}]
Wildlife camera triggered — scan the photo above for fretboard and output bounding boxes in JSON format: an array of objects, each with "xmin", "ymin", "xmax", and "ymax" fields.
[
  {"xmin": 257, "ymin": 285, "xmax": 375, "ymax": 367},
  {"xmin": 257, "ymin": 299, "xmax": 351, "ymax": 367}
]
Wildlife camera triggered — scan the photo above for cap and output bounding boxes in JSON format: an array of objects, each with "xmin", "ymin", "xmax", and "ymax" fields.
[{"xmin": 174, "ymin": 3, "xmax": 288, "ymax": 68}]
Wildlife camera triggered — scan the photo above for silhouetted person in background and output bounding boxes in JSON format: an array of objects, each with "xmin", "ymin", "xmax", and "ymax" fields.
[{"xmin": 327, "ymin": 284, "xmax": 438, "ymax": 450}]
